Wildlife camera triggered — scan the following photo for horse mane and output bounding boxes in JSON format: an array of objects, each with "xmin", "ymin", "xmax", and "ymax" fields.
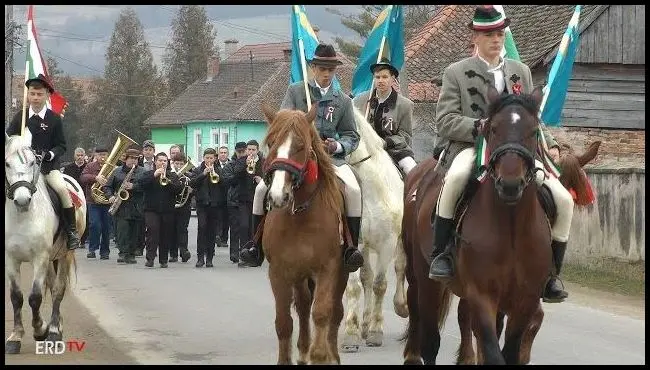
[
  {"xmin": 5, "ymin": 135, "xmax": 32, "ymax": 157},
  {"xmin": 558, "ymin": 141, "xmax": 601, "ymax": 206},
  {"xmin": 349, "ymin": 105, "xmax": 385, "ymax": 160},
  {"xmin": 264, "ymin": 109, "xmax": 343, "ymax": 213}
]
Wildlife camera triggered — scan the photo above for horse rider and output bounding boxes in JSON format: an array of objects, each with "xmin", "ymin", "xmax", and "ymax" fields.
[
  {"xmin": 137, "ymin": 152, "xmax": 184, "ymax": 268},
  {"xmin": 104, "ymin": 148, "xmax": 145, "ymax": 264},
  {"xmin": 428, "ymin": 6, "xmax": 573, "ymax": 303},
  {"xmin": 239, "ymin": 43, "xmax": 365, "ymax": 273},
  {"xmin": 226, "ymin": 140, "xmax": 265, "ymax": 267},
  {"xmin": 169, "ymin": 151, "xmax": 193, "ymax": 264},
  {"xmin": 6, "ymin": 74, "xmax": 81, "ymax": 250},
  {"xmin": 188, "ymin": 148, "xmax": 226, "ymax": 268},
  {"xmin": 353, "ymin": 58, "xmax": 417, "ymax": 175}
]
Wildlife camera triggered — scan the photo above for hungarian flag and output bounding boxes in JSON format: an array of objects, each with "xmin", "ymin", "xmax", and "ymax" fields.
[{"xmin": 25, "ymin": 5, "xmax": 68, "ymax": 117}]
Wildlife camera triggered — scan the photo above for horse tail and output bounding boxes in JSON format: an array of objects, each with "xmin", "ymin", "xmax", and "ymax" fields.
[
  {"xmin": 64, "ymin": 249, "xmax": 77, "ymax": 287},
  {"xmin": 437, "ymin": 286, "xmax": 453, "ymax": 332}
]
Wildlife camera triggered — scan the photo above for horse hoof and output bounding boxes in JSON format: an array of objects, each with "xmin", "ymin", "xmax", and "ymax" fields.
[
  {"xmin": 404, "ymin": 358, "xmax": 423, "ymax": 365},
  {"xmin": 5, "ymin": 341, "xmax": 21, "ymax": 354},
  {"xmin": 33, "ymin": 331, "xmax": 48, "ymax": 341},
  {"xmin": 341, "ymin": 334, "xmax": 361, "ymax": 353},
  {"xmin": 394, "ymin": 302, "xmax": 409, "ymax": 318},
  {"xmin": 46, "ymin": 331, "xmax": 62, "ymax": 342},
  {"xmin": 296, "ymin": 360, "xmax": 308, "ymax": 365},
  {"xmin": 366, "ymin": 331, "xmax": 383, "ymax": 347}
]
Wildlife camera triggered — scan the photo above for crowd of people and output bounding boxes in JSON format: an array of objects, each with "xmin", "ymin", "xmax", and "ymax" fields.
[{"xmin": 61, "ymin": 139, "xmax": 266, "ymax": 268}]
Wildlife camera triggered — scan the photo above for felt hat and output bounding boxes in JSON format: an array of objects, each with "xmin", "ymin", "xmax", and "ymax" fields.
[{"xmin": 468, "ymin": 5, "xmax": 510, "ymax": 32}]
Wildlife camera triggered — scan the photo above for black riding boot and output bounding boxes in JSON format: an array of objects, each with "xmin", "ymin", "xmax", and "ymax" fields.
[
  {"xmin": 428, "ymin": 215, "xmax": 456, "ymax": 280},
  {"xmin": 63, "ymin": 207, "xmax": 81, "ymax": 250},
  {"xmin": 543, "ymin": 240, "xmax": 569, "ymax": 303},
  {"xmin": 343, "ymin": 217, "xmax": 364, "ymax": 273},
  {"xmin": 240, "ymin": 214, "xmax": 264, "ymax": 265}
]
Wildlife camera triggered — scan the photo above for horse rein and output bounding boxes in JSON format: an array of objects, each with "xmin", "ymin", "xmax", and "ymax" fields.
[
  {"xmin": 5, "ymin": 148, "xmax": 42, "ymax": 200},
  {"xmin": 264, "ymin": 146, "xmax": 319, "ymax": 215},
  {"xmin": 486, "ymin": 141, "xmax": 544, "ymax": 187}
]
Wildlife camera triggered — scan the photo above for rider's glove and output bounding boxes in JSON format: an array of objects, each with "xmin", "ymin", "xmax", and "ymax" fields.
[{"xmin": 43, "ymin": 151, "xmax": 55, "ymax": 162}]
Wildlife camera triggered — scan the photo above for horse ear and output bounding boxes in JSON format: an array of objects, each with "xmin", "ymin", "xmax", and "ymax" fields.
[
  {"xmin": 5, "ymin": 131, "xmax": 9, "ymax": 143},
  {"xmin": 578, "ymin": 140, "xmax": 601, "ymax": 167},
  {"xmin": 261, "ymin": 102, "xmax": 276, "ymax": 124},
  {"xmin": 305, "ymin": 103, "xmax": 317, "ymax": 124},
  {"xmin": 487, "ymin": 85, "xmax": 500, "ymax": 105},
  {"xmin": 531, "ymin": 86, "xmax": 544, "ymax": 109}
]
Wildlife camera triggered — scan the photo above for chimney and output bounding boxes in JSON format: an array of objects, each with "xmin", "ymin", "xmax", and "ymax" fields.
[
  {"xmin": 206, "ymin": 55, "xmax": 220, "ymax": 82},
  {"xmin": 282, "ymin": 48, "xmax": 291, "ymax": 61},
  {"xmin": 312, "ymin": 25, "xmax": 320, "ymax": 40},
  {"xmin": 224, "ymin": 39, "xmax": 239, "ymax": 59}
]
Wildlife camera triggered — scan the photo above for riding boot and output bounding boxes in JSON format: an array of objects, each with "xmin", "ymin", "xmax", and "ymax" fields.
[
  {"xmin": 428, "ymin": 215, "xmax": 456, "ymax": 280},
  {"xmin": 543, "ymin": 240, "xmax": 569, "ymax": 303},
  {"xmin": 240, "ymin": 214, "xmax": 264, "ymax": 265},
  {"xmin": 343, "ymin": 216, "xmax": 364, "ymax": 273},
  {"xmin": 63, "ymin": 206, "xmax": 81, "ymax": 250}
]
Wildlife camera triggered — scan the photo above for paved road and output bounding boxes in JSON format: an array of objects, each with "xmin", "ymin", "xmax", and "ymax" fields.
[{"xmin": 5, "ymin": 215, "xmax": 646, "ymax": 364}]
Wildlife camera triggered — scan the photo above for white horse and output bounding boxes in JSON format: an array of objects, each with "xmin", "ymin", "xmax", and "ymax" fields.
[
  {"xmin": 5, "ymin": 134, "xmax": 86, "ymax": 354},
  {"xmin": 341, "ymin": 106, "xmax": 408, "ymax": 352}
]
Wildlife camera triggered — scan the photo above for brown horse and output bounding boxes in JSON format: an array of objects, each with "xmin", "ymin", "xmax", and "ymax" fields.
[
  {"xmin": 401, "ymin": 86, "xmax": 584, "ymax": 364},
  {"xmin": 260, "ymin": 103, "xmax": 348, "ymax": 365}
]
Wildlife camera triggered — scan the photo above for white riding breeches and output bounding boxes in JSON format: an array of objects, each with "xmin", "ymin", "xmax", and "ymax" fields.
[
  {"xmin": 398, "ymin": 156, "xmax": 418, "ymax": 175},
  {"xmin": 45, "ymin": 170, "xmax": 73, "ymax": 208},
  {"xmin": 436, "ymin": 147, "xmax": 574, "ymax": 242},
  {"xmin": 252, "ymin": 163, "xmax": 363, "ymax": 217}
]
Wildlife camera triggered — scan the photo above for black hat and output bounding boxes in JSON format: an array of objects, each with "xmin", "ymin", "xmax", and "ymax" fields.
[
  {"xmin": 468, "ymin": 5, "xmax": 510, "ymax": 32},
  {"xmin": 370, "ymin": 57, "xmax": 399, "ymax": 78},
  {"xmin": 142, "ymin": 140, "xmax": 155, "ymax": 149},
  {"xmin": 235, "ymin": 141, "xmax": 247, "ymax": 150},
  {"xmin": 94, "ymin": 146, "xmax": 109, "ymax": 153},
  {"xmin": 25, "ymin": 74, "xmax": 54, "ymax": 93},
  {"xmin": 125, "ymin": 148, "xmax": 141, "ymax": 158},
  {"xmin": 310, "ymin": 44, "xmax": 343, "ymax": 67}
]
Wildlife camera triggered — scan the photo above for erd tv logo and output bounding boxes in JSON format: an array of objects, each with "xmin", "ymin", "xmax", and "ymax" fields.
[{"xmin": 35, "ymin": 340, "xmax": 86, "ymax": 355}]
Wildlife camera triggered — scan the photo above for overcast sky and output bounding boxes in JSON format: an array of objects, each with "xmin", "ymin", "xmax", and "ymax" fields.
[{"xmin": 10, "ymin": 5, "xmax": 363, "ymax": 77}]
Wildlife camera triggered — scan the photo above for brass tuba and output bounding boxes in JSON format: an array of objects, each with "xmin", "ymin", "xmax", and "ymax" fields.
[
  {"xmin": 175, "ymin": 160, "xmax": 196, "ymax": 208},
  {"xmin": 91, "ymin": 130, "xmax": 138, "ymax": 204}
]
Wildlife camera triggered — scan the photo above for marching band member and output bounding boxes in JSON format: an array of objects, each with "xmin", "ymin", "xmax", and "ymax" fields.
[
  {"xmin": 216, "ymin": 146, "xmax": 231, "ymax": 250},
  {"xmin": 80, "ymin": 146, "xmax": 112, "ymax": 259},
  {"xmin": 135, "ymin": 140, "xmax": 156, "ymax": 257},
  {"xmin": 353, "ymin": 58, "xmax": 417, "ymax": 175},
  {"xmin": 63, "ymin": 147, "xmax": 89, "ymax": 245},
  {"xmin": 137, "ymin": 152, "xmax": 183, "ymax": 268},
  {"xmin": 240, "ymin": 44, "xmax": 364, "ymax": 273},
  {"xmin": 169, "ymin": 152, "xmax": 192, "ymax": 263},
  {"xmin": 104, "ymin": 148, "xmax": 145, "ymax": 264},
  {"xmin": 6, "ymin": 74, "xmax": 81, "ymax": 250},
  {"xmin": 188, "ymin": 148, "xmax": 226, "ymax": 268},
  {"xmin": 221, "ymin": 142, "xmax": 248, "ymax": 265}
]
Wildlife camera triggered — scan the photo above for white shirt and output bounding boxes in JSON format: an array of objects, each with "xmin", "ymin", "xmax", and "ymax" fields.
[
  {"xmin": 376, "ymin": 90, "xmax": 391, "ymax": 104},
  {"xmin": 314, "ymin": 80, "xmax": 331, "ymax": 97},
  {"xmin": 477, "ymin": 54, "xmax": 505, "ymax": 94},
  {"xmin": 29, "ymin": 105, "xmax": 47, "ymax": 119}
]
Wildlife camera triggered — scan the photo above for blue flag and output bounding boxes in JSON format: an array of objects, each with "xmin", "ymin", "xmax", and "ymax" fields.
[
  {"xmin": 540, "ymin": 5, "xmax": 582, "ymax": 126},
  {"xmin": 290, "ymin": 5, "xmax": 341, "ymax": 90},
  {"xmin": 351, "ymin": 5, "xmax": 404, "ymax": 97}
]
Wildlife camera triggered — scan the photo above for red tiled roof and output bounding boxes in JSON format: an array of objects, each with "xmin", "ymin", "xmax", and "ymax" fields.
[
  {"xmin": 405, "ymin": 5, "xmax": 607, "ymax": 102},
  {"xmin": 225, "ymin": 42, "xmax": 292, "ymax": 62}
]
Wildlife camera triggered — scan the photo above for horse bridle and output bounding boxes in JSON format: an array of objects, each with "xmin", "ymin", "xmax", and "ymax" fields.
[
  {"xmin": 5, "ymin": 148, "xmax": 42, "ymax": 200},
  {"xmin": 263, "ymin": 147, "xmax": 319, "ymax": 215}
]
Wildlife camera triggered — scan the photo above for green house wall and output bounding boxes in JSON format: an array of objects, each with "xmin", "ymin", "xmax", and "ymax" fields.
[{"xmin": 150, "ymin": 120, "xmax": 268, "ymax": 162}]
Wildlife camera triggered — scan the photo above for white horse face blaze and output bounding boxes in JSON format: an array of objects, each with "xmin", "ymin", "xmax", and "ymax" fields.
[{"xmin": 268, "ymin": 132, "xmax": 293, "ymax": 208}]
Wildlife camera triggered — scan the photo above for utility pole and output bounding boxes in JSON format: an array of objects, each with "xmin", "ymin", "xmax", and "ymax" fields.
[
  {"xmin": 5, "ymin": 5, "xmax": 14, "ymax": 124},
  {"xmin": 249, "ymin": 50, "xmax": 254, "ymax": 81}
]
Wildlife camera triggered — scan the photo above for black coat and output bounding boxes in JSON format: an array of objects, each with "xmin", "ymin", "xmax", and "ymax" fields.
[
  {"xmin": 188, "ymin": 162, "xmax": 227, "ymax": 208},
  {"xmin": 6, "ymin": 109, "xmax": 66, "ymax": 174},
  {"xmin": 136, "ymin": 169, "xmax": 183, "ymax": 213},
  {"xmin": 221, "ymin": 155, "xmax": 265, "ymax": 204},
  {"xmin": 62, "ymin": 161, "xmax": 87, "ymax": 184},
  {"xmin": 104, "ymin": 164, "xmax": 145, "ymax": 219}
]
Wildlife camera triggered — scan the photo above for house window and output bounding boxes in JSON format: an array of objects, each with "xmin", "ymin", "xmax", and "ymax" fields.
[
  {"xmin": 194, "ymin": 129, "xmax": 202, "ymax": 162},
  {"xmin": 220, "ymin": 128, "xmax": 229, "ymax": 148},
  {"xmin": 211, "ymin": 128, "xmax": 219, "ymax": 148}
]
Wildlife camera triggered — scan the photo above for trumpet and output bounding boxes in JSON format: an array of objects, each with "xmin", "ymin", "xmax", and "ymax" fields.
[
  {"xmin": 159, "ymin": 165, "xmax": 170, "ymax": 186},
  {"xmin": 246, "ymin": 157, "xmax": 256, "ymax": 175},
  {"xmin": 209, "ymin": 165, "xmax": 220, "ymax": 184}
]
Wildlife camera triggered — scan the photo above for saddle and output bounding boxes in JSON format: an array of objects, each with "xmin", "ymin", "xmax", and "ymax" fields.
[{"xmin": 45, "ymin": 176, "xmax": 85, "ymax": 245}]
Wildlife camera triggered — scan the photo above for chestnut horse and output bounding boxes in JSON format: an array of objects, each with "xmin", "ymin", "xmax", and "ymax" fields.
[
  {"xmin": 401, "ymin": 86, "xmax": 593, "ymax": 364},
  {"xmin": 260, "ymin": 103, "xmax": 348, "ymax": 365}
]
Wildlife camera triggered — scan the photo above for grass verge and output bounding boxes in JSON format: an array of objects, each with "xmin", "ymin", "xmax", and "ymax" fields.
[{"xmin": 562, "ymin": 258, "xmax": 645, "ymax": 297}]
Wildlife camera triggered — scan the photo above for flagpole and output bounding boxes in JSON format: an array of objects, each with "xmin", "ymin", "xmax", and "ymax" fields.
[
  {"xmin": 364, "ymin": 5, "xmax": 393, "ymax": 121},
  {"xmin": 298, "ymin": 38, "xmax": 312, "ymax": 111},
  {"xmin": 20, "ymin": 59, "xmax": 30, "ymax": 137}
]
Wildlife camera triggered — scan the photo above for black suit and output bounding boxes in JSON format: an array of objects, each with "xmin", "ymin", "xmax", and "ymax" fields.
[
  {"xmin": 216, "ymin": 160, "xmax": 231, "ymax": 247},
  {"xmin": 188, "ymin": 163, "xmax": 227, "ymax": 262},
  {"xmin": 7, "ymin": 109, "xmax": 66, "ymax": 174}
]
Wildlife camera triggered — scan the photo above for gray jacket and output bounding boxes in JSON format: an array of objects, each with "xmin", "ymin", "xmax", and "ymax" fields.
[
  {"xmin": 435, "ymin": 56, "xmax": 558, "ymax": 163},
  {"xmin": 281, "ymin": 80, "xmax": 360, "ymax": 166},
  {"xmin": 353, "ymin": 89, "xmax": 415, "ymax": 162}
]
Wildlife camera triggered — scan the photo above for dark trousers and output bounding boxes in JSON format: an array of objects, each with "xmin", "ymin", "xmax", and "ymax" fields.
[
  {"xmin": 196, "ymin": 205, "xmax": 221, "ymax": 259},
  {"xmin": 228, "ymin": 205, "xmax": 240, "ymax": 261},
  {"xmin": 116, "ymin": 217, "xmax": 142, "ymax": 258},
  {"xmin": 136, "ymin": 221, "xmax": 146, "ymax": 254},
  {"xmin": 170, "ymin": 205, "xmax": 191, "ymax": 258},
  {"xmin": 145, "ymin": 211, "xmax": 174, "ymax": 264},
  {"xmin": 238, "ymin": 201, "xmax": 253, "ymax": 247},
  {"xmin": 88, "ymin": 203, "xmax": 111, "ymax": 256},
  {"xmin": 80, "ymin": 211, "xmax": 89, "ymax": 245},
  {"xmin": 218, "ymin": 206, "xmax": 229, "ymax": 246}
]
